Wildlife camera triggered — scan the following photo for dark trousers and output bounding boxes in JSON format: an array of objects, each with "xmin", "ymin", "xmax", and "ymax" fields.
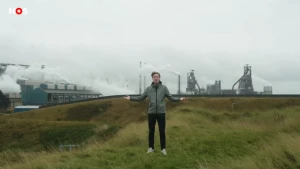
[{"xmin": 148, "ymin": 113, "xmax": 166, "ymax": 150}]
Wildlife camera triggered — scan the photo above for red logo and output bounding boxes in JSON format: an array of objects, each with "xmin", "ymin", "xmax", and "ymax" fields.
[
  {"xmin": 9, "ymin": 8, "xmax": 28, "ymax": 15},
  {"xmin": 15, "ymin": 8, "xmax": 23, "ymax": 15}
]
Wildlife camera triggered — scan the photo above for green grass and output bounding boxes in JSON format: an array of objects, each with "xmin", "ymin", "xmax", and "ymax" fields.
[
  {"xmin": 0, "ymin": 119, "xmax": 97, "ymax": 152},
  {"xmin": 39, "ymin": 124, "xmax": 95, "ymax": 148},
  {"xmin": 1, "ymin": 97, "xmax": 300, "ymax": 168},
  {"xmin": 0, "ymin": 113, "xmax": 7, "ymax": 116}
]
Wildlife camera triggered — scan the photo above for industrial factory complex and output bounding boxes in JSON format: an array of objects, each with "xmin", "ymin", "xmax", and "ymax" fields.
[
  {"xmin": 0, "ymin": 63, "xmax": 102, "ymax": 112},
  {"xmin": 182, "ymin": 64, "xmax": 273, "ymax": 95},
  {"xmin": 1, "ymin": 63, "xmax": 273, "ymax": 113}
]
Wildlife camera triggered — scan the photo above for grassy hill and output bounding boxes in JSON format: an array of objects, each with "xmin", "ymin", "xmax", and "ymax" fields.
[
  {"xmin": 0, "ymin": 98, "xmax": 152, "ymax": 152},
  {"xmin": 1, "ymin": 97, "xmax": 300, "ymax": 169}
]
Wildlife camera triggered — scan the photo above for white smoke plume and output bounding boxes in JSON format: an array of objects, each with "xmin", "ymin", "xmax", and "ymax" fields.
[
  {"xmin": 0, "ymin": 75, "xmax": 21, "ymax": 93},
  {"xmin": 80, "ymin": 77, "xmax": 135, "ymax": 95},
  {"xmin": 252, "ymin": 73, "xmax": 272, "ymax": 86},
  {"xmin": 140, "ymin": 63, "xmax": 180, "ymax": 75},
  {"xmin": 4, "ymin": 63, "xmax": 70, "ymax": 83},
  {"xmin": 167, "ymin": 69, "xmax": 180, "ymax": 75},
  {"xmin": 141, "ymin": 64, "xmax": 157, "ymax": 71},
  {"xmin": 0, "ymin": 63, "xmax": 136, "ymax": 95}
]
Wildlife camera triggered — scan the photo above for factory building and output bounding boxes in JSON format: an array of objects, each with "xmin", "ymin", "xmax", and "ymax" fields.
[
  {"xmin": 6, "ymin": 92, "xmax": 22, "ymax": 107},
  {"xmin": 0, "ymin": 90, "xmax": 10, "ymax": 111},
  {"xmin": 263, "ymin": 86, "xmax": 273, "ymax": 95},
  {"xmin": 206, "ymin": 81, "xmax": 222, "ymax": 95},
  {"xmin": 0, "ymin": 91, "xmax": 23, "ymax": 111},
  {"xmin": 184, "ymin": 64, "xmax": 273, "ymax": 95},
  {"xmin": 186, "ymin": 70, "xmax": 201, "ymax": 94},
  {"xmin": 17, "ymin": 80, "xmax": 102, "ymax": 105},
  {"xmin": 221, "ymin": 89, "xmax": 237, "ymax": 95},
  {"xmin": 232, "ymin": 64, "xmax": 254, "ymax": 94},
  {"xmin": 14, "ymin": 105, "xmax": 40, "ymax": 113}
]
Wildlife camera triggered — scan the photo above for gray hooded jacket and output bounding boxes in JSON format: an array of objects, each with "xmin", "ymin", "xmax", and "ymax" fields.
[{"xmin": 130, "ymin": 81, "xmax": 180, "ymax": 114}]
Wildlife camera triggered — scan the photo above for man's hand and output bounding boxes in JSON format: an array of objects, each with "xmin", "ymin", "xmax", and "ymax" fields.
[
  {"xmin": 124, "ymin": 95, "xmax": 130, "ymax": 100},
  {"xmin": 179, "ymin": 97, "xmax": 187, "ymax": 101}
]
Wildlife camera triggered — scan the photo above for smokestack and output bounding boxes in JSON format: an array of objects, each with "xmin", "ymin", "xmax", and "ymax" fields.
[
  {"xmin": 178, "ymin": 75, "xmax": 181, "ymax": 94},
  {"xmin": 144, "ymin": 63, "xmax": 146, "ymax": 92},
  {"xmin": 219, "ymin": 80, "xmax": 221, "ymax": 94},
  {"xmin": 139, "ymin": 62, "xmax": 142, "ymax": 94},
  {"xmin": 41, "ymin": 65, "xmax": 45, "ymax": 80},
  {"xmin": 144, "ymin": 76, "xmax": 146, "ymax": 92}
]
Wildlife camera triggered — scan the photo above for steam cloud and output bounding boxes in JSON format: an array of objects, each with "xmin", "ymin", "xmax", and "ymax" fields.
[
  {"xmin": 0, "ymin": 75, "xmax": 21, "ymax": 93},
  {"xmin": 140, "ymin": 63, "xmax": 180, "ymax": 75},
  {"xmin": 252, "ymin": 73, "xmax": 272, "ymax": 86},
  {"xmin": 0, "ymin": 63, "xmax": 136, "ymax": 95}
]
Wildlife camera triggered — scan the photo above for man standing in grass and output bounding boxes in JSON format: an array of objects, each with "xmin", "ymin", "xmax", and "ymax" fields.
[{"xmin": 124, "ymin": 71, "xmax": 187, "ymax": 155}]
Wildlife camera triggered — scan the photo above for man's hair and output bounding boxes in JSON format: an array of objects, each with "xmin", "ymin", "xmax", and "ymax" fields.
[{"xmin": 151, "ymin": 71, "xmax": 160, "ymax": 77}]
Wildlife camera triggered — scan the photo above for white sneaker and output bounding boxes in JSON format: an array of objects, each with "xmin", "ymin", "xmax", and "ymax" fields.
[
  {"xmin": 147, "ymin": 148, "xmax": 154, "ymax": 153},
  {"xmin": 161, "ymin": 149, "xmax": 167, "ymax": 155}
]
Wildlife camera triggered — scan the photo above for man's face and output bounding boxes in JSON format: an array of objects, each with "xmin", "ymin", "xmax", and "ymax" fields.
[{"xmin": 152, "ymin": 74, "xmax": 160, "ymax": 83}]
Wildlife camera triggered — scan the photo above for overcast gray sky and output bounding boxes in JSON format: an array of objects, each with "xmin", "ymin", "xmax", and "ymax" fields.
[{"xmin": 0, "ymin": 0, "xmax": 300, "ymax": 94}]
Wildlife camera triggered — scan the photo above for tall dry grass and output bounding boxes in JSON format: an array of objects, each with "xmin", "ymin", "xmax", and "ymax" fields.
[{"xmin": 1, "ymin": 97, "xmax": 300, "ymax": 169}]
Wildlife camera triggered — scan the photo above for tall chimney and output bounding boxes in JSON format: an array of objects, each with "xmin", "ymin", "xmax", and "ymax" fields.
[
  {"xmin": 187, "ymin": 73, "xmax": 189, "ymax": 90},
  {"xmin": 178, "ymin": 75, "xmax": 181, "ymax": 94},
  {"xmin": 144, "ymin": 76, "xmax": 146, "ymax": 92},
  {"xmin": 41, "ymin": 65, "xmax": 45, "ymax": 80},
  {"xmin": 144, "ymin": 63, "xmax": 146, "ymax": 92},
  {"xmin": 219, "ymin": 80, "xmax": 221, "ymax": 94},
  {"xmin": 139, "ymin": 62, "xmax": 142, "ymax": 94}
]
